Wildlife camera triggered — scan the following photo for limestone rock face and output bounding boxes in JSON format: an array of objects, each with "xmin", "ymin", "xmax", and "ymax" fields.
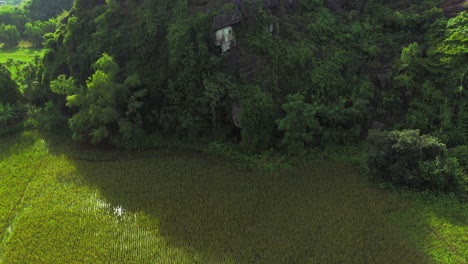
[
  {"xmin": 370, "ymin": 121, "xmax": 385, "ymax": 130},
  {"xmin": 325, "ymin": 0, "xmax": 368, "ymax": 12},
  {"xmin": 231, "ymin": 102, "xmax": 242, "ymax": 128},
  {"xmin": 284, "ymin": 0, "xmax": 300, "ymax": 13},
  {"xmin": 192, "ymin": 0, "xmax": 210, "ymax": 6},
  {"xmin": 75, "ymin": 0, "xmax": 105, "ymax": 10},
  {"xmin": 442, "ymin": 0, "xmax": 467, "ymax": 17},
  {"xmin": 326, "ymin": 0, "xmax": 347, "ymax": 11},
  {"xmin": 210, "ymin": 0, "xmax": 299, "ymax": 54},
  {"xmin": 213, "ymin": 10, "xmax": 243, "ymax": 30}
]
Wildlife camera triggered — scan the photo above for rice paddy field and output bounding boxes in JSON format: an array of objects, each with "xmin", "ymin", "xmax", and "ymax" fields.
[
  {"xmin": 0, "ymin": 131, "xmax": 467, "ymax": 263},
  {"xmin": 0, "ymin": 48, "xmax": 44, "ymax": 63},
  {"xmin": 0, "ymin": 48, "xmax": 44, "ymax": 79}
]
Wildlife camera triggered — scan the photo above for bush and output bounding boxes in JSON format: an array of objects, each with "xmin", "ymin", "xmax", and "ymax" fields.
[
  {"xmin": 419, "ymin": 157, "xmax": 466, "ymax": 196},
  {"xmin": 448, "ymin": 145, "xmax": 468, "ymax": 172},
  {"xmin": 0, "ymin": 24, "xmax": 20, "ymax": 47},
  {"xmin": 37, "ymin": 101, "xmax": 69, "ymax": 134},
  {"xmin": 368, "ymin": 129, "xmax": 466, "ymax": 196},
  {"xmin": 0, "ymin": 122, "xmax": 25, "ymax": 137},
  {"xmin": 0, "ymin": 64, "xmax": 20, "ymax": 105},
  {"xmin": 0, "ymin": 103, "xmax": 19, "ymax": 129},
  {"xmin": 314, "ymin": 99, "xmax": 368, "ymax": 145},
  {"xmin": 240, "ymin": 86, "xmax": 275, "ymax": 153},
  {"xmin": 24, "ymin": 19, "xmax": 57, "ymax": 48},
  {"xmin": 277, "ymin": 94, "xmax": 320, "ymax": 155}
]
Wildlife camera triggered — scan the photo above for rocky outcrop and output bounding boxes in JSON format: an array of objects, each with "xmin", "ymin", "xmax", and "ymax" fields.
[
  {"xmin": 284, "ymin": 0, "xmax": 300, "ymax": 13},
  {"xmin": 231, "ymin": 102, "xmax": 242, "ymax": 128},
  {"xmin": 75, "ymin": 0, "xmax": 105, "ymax": 10},
  {"xmin": 213, "ymin": 0, "xmax": 298, "ymax": 26},
  {"xmin": 442, "ymin": 0, "xmax": 467, "ymax": 17},
  {"xmin": 212, "ymin": 0, "xmax": 299, "ymax": 29},
  {"xmin": 370, "ymin": 121, "xmax": 385, "ymax": 130},
  {"xmin": 211, "ymin": 0, "xmax": 299, "ymax": 54},
  {"xmin": 213, "ymin": 11, "xmax": 243, "ymax": 30},
  {"xmin": 192, "ymin": 0, "xmax": 210, "ymax": 6},
  {"xmin": 325, "ymin": 0, "xmax": 368, "ymax": 12},
  {"xmin": 326, "ymin": 0, "xmax": 347, "ymax": 11}
]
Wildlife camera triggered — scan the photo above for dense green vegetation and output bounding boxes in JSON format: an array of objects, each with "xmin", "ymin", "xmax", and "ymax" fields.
[
  {"xmin": 25, "ymin": 0, "xmax": 73, "ymax": 21},
  {"xmin": 34, "ymin": 0, "xmax": 465, "ymax": 147},
  {"xmin": 19, "ymin": 0, "xmax": 464, "ymax": 196},
  {"xmin": 0, "ymin": 131, "xmax": 466, "ymax": 263},
  {"xmin": 0, "ymin": 0, "xmax": 467, "ymax": 262},
  {"xmin": 0, "ymin": 0, "xmax": 72, "ymax": 48},
  {"xmin": 369, "ymin": 129, "xmax": 467, "ymax": 197}
]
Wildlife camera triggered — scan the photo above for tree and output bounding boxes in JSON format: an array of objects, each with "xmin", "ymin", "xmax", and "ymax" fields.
[
  {"xmin": 24, "ymin": 19, "xmax": 56, "ymax": 48},
  {"xmin": 368, "ymin": 129, "xmax": 466, "ymax": 196},
  {"xmin": 0, "ymin": 64, "xmax": 20, "ymax": 104},
  {"xmin": 25, "ymin": 0, "xmax": 74, "ymax": 20},
  {"xmin": 277, "ymin": 94, "xmax": 320, "ymax": 155},
  {"xmin": 437, "ymin": 11, "xmax": 468, "ymax": 58},
  {"xmin": 51, "ymin": 54, "xmax": 147, "ymax": 145},
  {"xmin": 0, "ymin": 24, "xmax": 20, "ymax": 47},
  {"xmin": 0, "ymin": 103, "xmax": 18, "ymax": 129},
  {"xmin": 0, "ymin": 5, "xmax": 29, "ymax": 32},
  {"xmin": 437, "ymin": 11, "xmax": 467, "ymax": 91},
  {"xmin": 404, "ymin": 12, "xmax": 468, "ymax": 146},
  {"xmin": 240, "ymin": 86, "xmax": 275, "ymax": 153}
]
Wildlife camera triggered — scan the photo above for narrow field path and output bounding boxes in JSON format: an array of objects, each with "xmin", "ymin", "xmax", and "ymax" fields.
[{"xmin": 0, "ymin": 135, "xmax": 48, "ymax": 244}]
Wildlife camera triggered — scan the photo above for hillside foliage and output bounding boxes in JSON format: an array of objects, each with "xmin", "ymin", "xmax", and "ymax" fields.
[
  {"xmin": 1, "ymin": 0, "xmax": 467, "ymax": 195},
  {"xmin": 35, "ymin": 1, "xmax": 465, "ymax": 147}
]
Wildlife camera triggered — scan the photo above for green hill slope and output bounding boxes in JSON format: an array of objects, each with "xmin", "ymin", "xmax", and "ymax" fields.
[{"xmin": 39, "ymin": 0, "xmax": 466, "ymax": 150}]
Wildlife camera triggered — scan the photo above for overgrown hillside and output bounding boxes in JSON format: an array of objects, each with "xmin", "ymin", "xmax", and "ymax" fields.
[
  {"xmin": 25, "ymin": 0, "xmax": 74, "ymax": 20},
  {"xmin": 0, "ymin": 1, "xmax": 467, "ymax": 261},
  {"xmin": 38, "ymin": 0, "xmax": 466, "ymax": 152}
]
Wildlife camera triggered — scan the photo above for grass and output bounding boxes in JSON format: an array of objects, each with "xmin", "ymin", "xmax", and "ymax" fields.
[
  {"xmin": 0, "ymin": 48, "xmax": 44, "ymax": 63},
  {"xmin": 386, "ymin": 190, "xmax": 468, "ymax": 264},
  {"xmin": 0, "ymin": 131, "xmax": 466, "ymax": 263},
  {"xmin": 0, "ymin": 48, "xmax": 45, "ymax": 79}
]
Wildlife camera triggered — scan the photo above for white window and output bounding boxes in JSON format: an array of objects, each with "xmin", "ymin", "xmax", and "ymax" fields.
[{"xmin": 215, "ymin": 26, "xmax": 235, "ymax": 53}]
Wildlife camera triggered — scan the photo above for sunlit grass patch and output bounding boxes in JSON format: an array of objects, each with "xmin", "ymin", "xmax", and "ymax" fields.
[
  {"xmin": 0, "ymin": 144, "xmax": 201, "ymax": 263},
  {"xmin": 0, "ymin": 48, "xmax": 44, "ymax": 63},
  {"xmin": 0, "ymin": 48, "xmax": 44, "ymax": 79},
  {"xmin": 387, "ymin": 191, "xmax": 468, "ymax": 264}
]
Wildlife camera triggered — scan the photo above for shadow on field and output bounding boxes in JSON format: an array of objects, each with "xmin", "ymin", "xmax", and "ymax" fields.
[
  {"xmin": 3, "ymin": 131, "xmax": 464, "ymax": 263},
  {"xmin": 70, "ymin": 149, "xmax": 431, "ymax": 264}
]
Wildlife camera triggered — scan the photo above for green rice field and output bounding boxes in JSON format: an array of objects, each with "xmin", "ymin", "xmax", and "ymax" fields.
[
  {"xmin": 0, "ymin": 131, "xmax": 466, "ymax": 263},
  {"xmin": 0, "ymin": 48, "xmax": 44, "ymax": 63}
]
